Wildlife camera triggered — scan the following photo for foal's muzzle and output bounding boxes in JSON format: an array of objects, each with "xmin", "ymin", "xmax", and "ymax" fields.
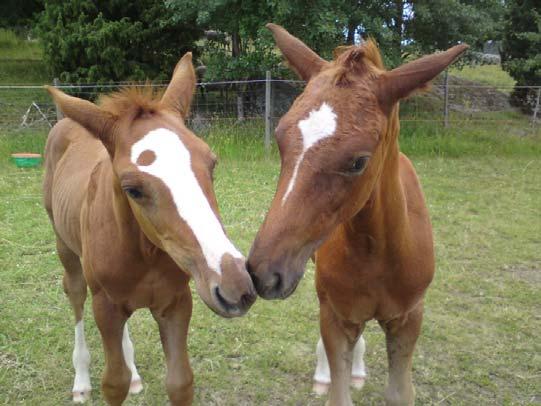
[
  {"xmin": 209, "ymin": 254, "xmax": 257, "ymax": 317},
  {"xmin": 247, "ymin": 258, "xmax": 305, "ymax": 300}
]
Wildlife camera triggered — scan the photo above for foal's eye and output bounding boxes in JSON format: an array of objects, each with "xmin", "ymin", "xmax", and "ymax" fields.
[
  {"xmin": 124, "ymin": 187, "xmax": 143, "ymax": 199},
  {"xmin": 348, "ymin": 156, "xmax": 370, "ymax": 174}
]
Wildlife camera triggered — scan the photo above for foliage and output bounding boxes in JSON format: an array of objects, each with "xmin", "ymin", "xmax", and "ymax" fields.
[
  {"xmin": 501, "ymin": 0, "xmax": 541, "ymax": 112},
  {"xmin": 406, "ymin": 0, "xmax": 505, "ymax": 69},
  {"xmin": 36, "ymin": 0, "xmax": 201, "ymax": 83},
  {"xmin": 168, "ymin": 0, "xmax": 506, "ymax": 79},
  {"xmin": 167, "ymin": 0, "xmax": 347, "ymax": 80},
  {"xmin": 408, "ymin": 0, "xmax": 504, "ymax": 52},
  {"xmin": 0, "ymin": 0, "xmax": 44, "ymax": 32}
]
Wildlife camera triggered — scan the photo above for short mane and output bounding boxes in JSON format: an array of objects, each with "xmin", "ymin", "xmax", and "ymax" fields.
[
  {"xmin": 333, "ymin": 39, "xmax": 400, "ymax": 142},
  {"xmin": 334, "ymin": 39, "xmax": 385, "ymax": 70},
  {"xmin": 98, "ymin": 84, "xmax": 164, "ymax": 118}
]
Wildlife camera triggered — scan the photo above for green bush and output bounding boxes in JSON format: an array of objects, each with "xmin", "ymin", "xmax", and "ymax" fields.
[{"xmin": 36, "ymin": 0, "xmax": 202, "ymax": 83}]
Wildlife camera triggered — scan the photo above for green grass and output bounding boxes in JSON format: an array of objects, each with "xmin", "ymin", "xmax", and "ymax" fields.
[
  {"xmin": 450, "ymin": 64, "xmax": 516, "ymax": 89},
  {"xmin": 0, "ymin": 29, "xmax": 49, "ymax": 84},
  {"xmin": 0, "ymin": 127, "xmax": 540, "ymax": 405}
]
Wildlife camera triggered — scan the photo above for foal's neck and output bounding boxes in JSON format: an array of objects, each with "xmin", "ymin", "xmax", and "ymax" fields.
[{"xmin": 348, "ymin": 133, "xmax": 410, "ymax": 257}]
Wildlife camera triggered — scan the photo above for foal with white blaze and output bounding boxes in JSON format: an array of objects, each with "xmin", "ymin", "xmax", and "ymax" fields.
[
  {"xmin": 248, "ymin": 24, "xmax": 468, "ymax": 405},
  {"xmin": 43, "ymin": 53, "xmax": 256, "ymax": 405}
]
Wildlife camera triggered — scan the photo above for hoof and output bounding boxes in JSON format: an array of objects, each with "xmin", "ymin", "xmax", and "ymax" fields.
[
  {"xmin": 351, "ymin": 375, "xmax": 366, "ymax": 390},
  {"xmin": 129, "ymin": 379, "xmax": 143, "ymax": 394},
  {"xmin": 312, "ymin": 380, "xmax": 330, "ymax": 396},
  {"xmin": 72, "ymin": 389, "xmax": 91, "ymax": 403}
]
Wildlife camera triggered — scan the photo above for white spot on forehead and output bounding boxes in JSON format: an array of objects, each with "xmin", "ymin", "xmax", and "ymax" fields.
[
  {"xmin": 282, "ymin": 103, "xmax": 337, "ymax": 205},
  {"xmin": 131, "ymin": 128, "xmax": 242, "ymax": 274}
]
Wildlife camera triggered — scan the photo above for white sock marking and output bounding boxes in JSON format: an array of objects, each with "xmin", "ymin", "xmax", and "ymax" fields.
[
  {"xmin": 122, "ymin": 324, "xmax": 142, "ymax": 389},
  {"xmin": 352, "ymin": 335, "xmax": 367, "ymax": 378},
  {"xmin": 313, "ymin": 335, "xmax": 367, "ymax": 383},
  {"xmin": 282, "ymin": 102, "xmax": 337, "ymax": 205},
  {"xmin": 131, "ymin": 128, "xmax": 242, "ymax": 274},
  {"xmin": 313, "ymin": 336, "xmax": 331, "ymax": 384},
  {"xmin": 72, "ymin": 320, "xmax": 91, "ymax": 401}
]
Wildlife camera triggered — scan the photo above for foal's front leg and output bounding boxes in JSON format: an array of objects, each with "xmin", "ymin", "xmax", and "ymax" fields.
[
  {"xmin": 320, "ymin": 301, "xmax": 362, "ymax": 406},
  {"xmin": 380, "ymin": 302, "xmax": 424, "ymax": 406},
  {"xmin": 313, "ymin": 334, "xmax": 367, "ymax": 395},
  {"xmin": 151, "ymin": 286, "xmax": 193, "ymax": 406},
  {"xmin": 92, "ymin": 292, "xmax": 131, "ymax": 406}
]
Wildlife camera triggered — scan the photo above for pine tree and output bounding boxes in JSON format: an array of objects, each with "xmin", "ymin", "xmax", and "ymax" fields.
[{"xmin": 37, "ymin": 0, "xmax": 201, "ymax": 83}]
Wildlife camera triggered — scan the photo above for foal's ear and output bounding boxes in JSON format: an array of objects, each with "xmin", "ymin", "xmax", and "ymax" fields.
[
  {"xmin": 377, "ymin": 44, "xmax": 469, "ymax": 109},
  {"xmin": 161, "ymin": 52, "xmax": 196, "ymax": 118},
  {"xmin": 266, "ymin": 23, "xmax": 328, "ymax": 81},
  {"xmin": 45, "ymin": 86, "xmax": 116, "ymax": 153}
]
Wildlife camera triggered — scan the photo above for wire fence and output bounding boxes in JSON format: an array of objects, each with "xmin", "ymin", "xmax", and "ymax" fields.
[{"xmin": 1, "ymin": 74, "xmax": 540, "ymax": 147}]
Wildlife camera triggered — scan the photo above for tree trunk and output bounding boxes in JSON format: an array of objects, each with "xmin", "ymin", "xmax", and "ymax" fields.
[
  {"xmin": 392, "ymin": 0, "xmax": 405, "ymax": 58},
  {"xmin": 346, "ymin": 21, "xmax": 357, "ymax": 44},
  {"xmin": 231, "ymin": 30, "xmax": 241, "ymax": 58},
  {"xmin": 231, "ymin": 29, "xmax": 245, "ymax": 121}
]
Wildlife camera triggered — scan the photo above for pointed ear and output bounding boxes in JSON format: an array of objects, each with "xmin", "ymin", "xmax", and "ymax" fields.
[
  {"xmin": 378, "ymin": 44, "xmax": 469, "ymax": 108},
  {"xmin": 45, "ymin": 85, "xmax": 117, "ymax": 154},
  {"xmin": 161, "ymin": 52, "xmax": 196, "ymax": 118},
  {"xmin": 266, "ymin": 23, "xmax": 328, "ymax": 81}
]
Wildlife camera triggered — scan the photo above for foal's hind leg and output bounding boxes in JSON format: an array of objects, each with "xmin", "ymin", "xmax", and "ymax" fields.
[
  {"xmin": 122, "ymin": 324, "xmax": 143, "ymax": 394},
  {"xmin": 379, "ymin": 302, "xmax": 424, "ymax": 406},
  {"xmin": 313, "ymin": 335, "xmax": 367, "ymax": 395},
  {"xmin": 351, "ymin": 335, "xmax": 367, "ymax": 390},
  {"xmin": 57, "ymin": 239, "xmax": 91, "ymax": 403}
]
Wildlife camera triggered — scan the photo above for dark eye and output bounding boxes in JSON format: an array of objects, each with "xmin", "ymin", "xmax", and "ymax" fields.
[
  {"xmin": 124, "ymin": 187, "xmax": 143, "ymax": 199},
  {"xmin": 348, "ymin": 156, "xmax": 369, "ymax": 174}
]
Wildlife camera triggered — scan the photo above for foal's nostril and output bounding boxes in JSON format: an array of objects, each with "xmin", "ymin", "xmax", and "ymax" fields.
[
  {"xmin": 271, "ymin": 271, "xmax": 282, "ymax": 292},
  {"xmin": 240, "ymin": 292, "xmax": 256, "ymax": 308}
]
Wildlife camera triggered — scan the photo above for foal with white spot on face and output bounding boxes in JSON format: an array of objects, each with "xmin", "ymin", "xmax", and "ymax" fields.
[
  {"xmin": 248, "ymin": 24, "xmax": 468, "ymax": 405},
  {"xmin": 282, "ymin": 102, "xmax": 337, "ymax": 204},
  {"xmin": 43, "ymin": 53, "xmax": 256, "ymax": 405}
]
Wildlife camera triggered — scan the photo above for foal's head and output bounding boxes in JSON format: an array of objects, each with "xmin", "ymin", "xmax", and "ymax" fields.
[
  {"xmin": 47, "ymin": 54, "xmax": 256, "ymax": 317},
  {"xmin": 248, "ymin": 24, "xmax": 467, "ymax": 299}
]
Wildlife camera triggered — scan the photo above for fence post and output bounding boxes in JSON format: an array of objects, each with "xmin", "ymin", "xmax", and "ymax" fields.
[
  {"xmin": 264, "ymin": 71, "xmax": 273, "ymax": 152},
  {"xmin": 443, "ymin": 69, "xmax": 449, "ymax": 128},
  {"xmin": 53, "ymin": 78, "xmax": 64, "ymax": 121},
  {"xmin": 532, "ymin": 86, "xmax": 541, "ymax": 125}
]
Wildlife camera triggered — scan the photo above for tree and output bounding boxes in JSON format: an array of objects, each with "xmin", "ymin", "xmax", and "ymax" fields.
[
  {"xmin": 167, "ymin": 0, "xmax": 348, "ymax": 81},
  {"xmin": 501, "ymin": 0, "xmax": 541, "ymax": 112},
  {"xmin": 0, "ymin": 0, "xmax": 44, "ymax": 32},
  {"xmin": 37, "ymin": 0, "xmax": 201, "ymax": 83},
  {"xmin": 407, "ymin": 0, "xmax": 505, "ymax": 55}
]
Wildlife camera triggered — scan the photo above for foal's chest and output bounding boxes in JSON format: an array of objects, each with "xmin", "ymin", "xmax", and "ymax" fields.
[{"xmin": 315, "ymin": 247, "xmax": 429, "ymax": 323}]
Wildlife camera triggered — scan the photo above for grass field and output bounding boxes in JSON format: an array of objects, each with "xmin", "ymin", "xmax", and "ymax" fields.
[
  {"xmin": 450, "ymin": 64, "xmax": 516, "ymax": 89},
  {"xmin": 0, "ymin": 29, "xmax": 49, "ymax": 85},
  {"xmin": 0, "ymin": 126, "xmax": 540, "ymax": 405}
]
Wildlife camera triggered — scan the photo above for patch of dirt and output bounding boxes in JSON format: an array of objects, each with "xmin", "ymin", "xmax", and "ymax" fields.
[
  {"xmin": 0, "ymin": 351, "xmax": 23, "ymax": 370},
  {"xmin": 501, "ymin": 264, "xmax": 541, "ymax": 284}
]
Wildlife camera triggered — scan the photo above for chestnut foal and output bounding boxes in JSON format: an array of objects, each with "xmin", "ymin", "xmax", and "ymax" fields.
[
  {"xmin": 43, "ymin": 53, "xmax": 256, "ymax": 405},
  {"xmin": 248, "ymin": 24, "xmax": 467, "ymax": 405}
]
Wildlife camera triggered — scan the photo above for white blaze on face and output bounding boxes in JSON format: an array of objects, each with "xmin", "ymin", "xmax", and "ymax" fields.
[
  {"xmin": 282, "ymin": 102, "xmax": 337, "ymax": 205},
  {"xmin": 131, "ymin": 128, "xmax": 242, "ymax": 274}
]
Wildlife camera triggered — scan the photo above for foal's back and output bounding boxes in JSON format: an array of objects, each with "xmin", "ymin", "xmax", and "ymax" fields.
[{"xmin": 43, "ymin": 118, "xmax": 107, "ymax": 255}]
